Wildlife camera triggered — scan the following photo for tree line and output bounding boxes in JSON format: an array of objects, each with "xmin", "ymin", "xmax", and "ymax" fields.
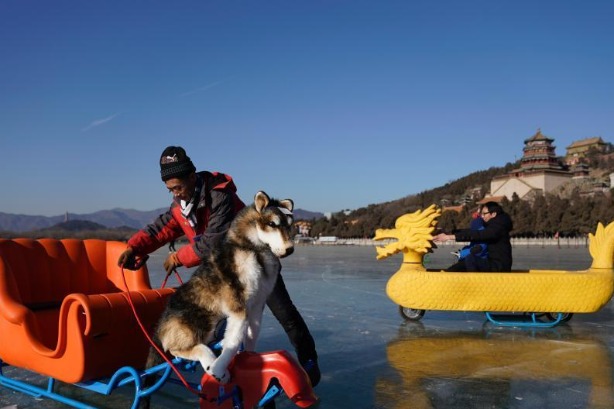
[{"xmin": 442, "ymin": 191, "xmax": 614, "ymax": 237}]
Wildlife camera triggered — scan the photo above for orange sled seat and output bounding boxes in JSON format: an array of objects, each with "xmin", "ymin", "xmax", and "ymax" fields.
[
  {"xmin": 0, "ymin": 238, "xmax": 174, "ymax": 384},
  {"xmin": 200, "ymin": 350, "xmax": 318, "ymax": 409}
]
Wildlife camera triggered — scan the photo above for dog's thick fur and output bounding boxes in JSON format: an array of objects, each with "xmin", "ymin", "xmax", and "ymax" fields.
[{"xmin": 144, "ymin": 191, "xmax": 295, "ymax": 391}]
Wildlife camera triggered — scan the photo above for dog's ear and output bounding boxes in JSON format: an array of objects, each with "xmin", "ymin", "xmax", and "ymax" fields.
[
  {"xmin": 254, "ymin": 191, "xmax": 270, "ymax": 213},
  {"xmin": 278, "ymin": 199, "xmax": 294, "ymax": 213}
]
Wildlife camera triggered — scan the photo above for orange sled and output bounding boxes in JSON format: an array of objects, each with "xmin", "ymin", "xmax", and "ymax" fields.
[{"xmin": 0, "ymin": 238, "xmax": 174, "ymax": 384}]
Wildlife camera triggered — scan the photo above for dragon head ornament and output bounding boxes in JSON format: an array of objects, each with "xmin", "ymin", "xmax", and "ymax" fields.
[{"xmin": 373, "ymin": 204, "xmax": 441, "ymax": 265}]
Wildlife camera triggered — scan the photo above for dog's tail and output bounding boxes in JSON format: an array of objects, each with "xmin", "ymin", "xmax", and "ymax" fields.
[
  {"xmin": 145, "ymin": 344, "xmax": 167, "ymax": 369},
  {"xmin": 138, "ymin": 346, "xmax": 168, "ymax": 409}
]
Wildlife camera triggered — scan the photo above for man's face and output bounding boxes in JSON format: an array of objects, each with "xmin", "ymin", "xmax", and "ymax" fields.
[
  {"xmin": 480, "ymin": 208, "xmax": 496, "ymax": 222},
  {"xmin": 165, "ymin": 174, "xmax": 196, "ymax": 202}
]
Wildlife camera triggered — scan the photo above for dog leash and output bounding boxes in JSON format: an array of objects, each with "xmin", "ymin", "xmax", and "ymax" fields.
[
  {"xmin": 162, "ymin": 241, "xmax": 184, "ymax": 288},
  {"xmin": 161, "ymin": 266, "xmax": 184, "ymax": 288},
  {"xmin": 119, "ymin": 263, "xmax": 214, "ymax": 402}
]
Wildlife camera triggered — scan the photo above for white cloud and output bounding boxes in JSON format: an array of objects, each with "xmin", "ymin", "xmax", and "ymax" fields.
[{"xmin": 82, "ymin": 113, "xmax": 120, "ymax": 132}]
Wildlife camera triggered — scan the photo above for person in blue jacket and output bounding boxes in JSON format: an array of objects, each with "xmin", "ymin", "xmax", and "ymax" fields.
[{"xmin": 455, "ymin": 209, "xmax": 489, "ymax": 271}]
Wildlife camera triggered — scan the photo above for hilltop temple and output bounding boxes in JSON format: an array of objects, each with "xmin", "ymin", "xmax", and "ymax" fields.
[{"xmin": 484, "ymin": 130, "xmax": 612, "ymax": 202}]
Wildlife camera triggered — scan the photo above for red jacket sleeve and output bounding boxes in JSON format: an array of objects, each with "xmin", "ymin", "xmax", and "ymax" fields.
[{"xmin": 127, "ymin": 210, "xmax": 185, "ymax": 255}]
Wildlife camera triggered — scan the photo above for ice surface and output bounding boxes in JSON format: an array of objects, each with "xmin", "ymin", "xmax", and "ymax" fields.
[{"xmin": 1, "ymin": 244, "xmax": 612, "ymax": 409}]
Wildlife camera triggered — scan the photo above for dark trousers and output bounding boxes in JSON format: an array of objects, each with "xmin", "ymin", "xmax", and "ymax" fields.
[
  {"xmin": 263, "ymin": 274, "xmax": 317, "ymax": 409},
  {"xmin": 464, "ymin": 254, "xmax": 490, "ymax": 272},
  {"xmin": 446, "ymin": 255, "xmax": 491, "ymax": 272},
  {"xmin": 266, "ymin": 274, "xmax": 318, "ymax": 365}
]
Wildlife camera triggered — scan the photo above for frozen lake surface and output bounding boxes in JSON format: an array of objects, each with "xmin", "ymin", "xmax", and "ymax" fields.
[{"xmin": 1, "ymin": 243, "xmax": 612, "ymax": 409}]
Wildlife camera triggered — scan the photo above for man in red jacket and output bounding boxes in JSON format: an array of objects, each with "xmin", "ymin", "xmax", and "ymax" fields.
[{"xmin": 118, "ymin": 146, "xmax": 320, "ymax": 392}]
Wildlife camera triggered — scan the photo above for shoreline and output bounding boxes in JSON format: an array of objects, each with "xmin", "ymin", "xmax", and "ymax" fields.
[{"xmin": 300, "ymin": 237, "xmax": 589, "ymax": 247}]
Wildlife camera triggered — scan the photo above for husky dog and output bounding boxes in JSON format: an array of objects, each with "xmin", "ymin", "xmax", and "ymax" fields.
[{"xmin": 145, "ymin": 191, "xmax": 295, "ymax": 386}]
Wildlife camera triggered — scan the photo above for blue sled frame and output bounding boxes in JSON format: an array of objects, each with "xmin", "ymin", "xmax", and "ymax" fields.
[
  {"xmin": 484, "ymin": 312, "xmax": 568, "ymax": 328},
  {"xmin": 398, "ymin": 306, "xmax": 573, "ymax": 328},
  {"xmin": 0, "ymin": 357, "xmax": 280, "ymax": 409}
]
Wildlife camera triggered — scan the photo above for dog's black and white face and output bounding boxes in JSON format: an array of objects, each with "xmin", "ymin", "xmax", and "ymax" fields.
[{"xmin": 252, "ymin": 191, "xmax": 295, "ymax": 258}]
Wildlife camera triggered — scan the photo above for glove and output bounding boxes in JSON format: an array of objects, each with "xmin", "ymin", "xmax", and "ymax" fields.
[
  {"xmin": 163, "ymin": 252, "xmax": 182, "ymax": 274},
  {"xmin": 301, "ymin": 359, "xmax": 321, "ymax": 387},
  {"xmin": 118, "ymin": 248, "xmax": 134, "ymax": 267}
]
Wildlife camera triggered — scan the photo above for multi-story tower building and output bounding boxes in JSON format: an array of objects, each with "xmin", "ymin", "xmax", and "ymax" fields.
[{"xmin": 488, "ymin": 129, "xmax": 572, "ymax": 201}]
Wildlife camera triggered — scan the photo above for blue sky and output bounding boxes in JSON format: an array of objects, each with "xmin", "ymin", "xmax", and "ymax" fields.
[{"xmin": 1, "ymin": 1, "xmax": 612, "ymax": 217}]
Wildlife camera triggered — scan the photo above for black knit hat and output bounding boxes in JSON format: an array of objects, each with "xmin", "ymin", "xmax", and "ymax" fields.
[{"xmin": 159, "ymin": 146, "xmax": 196, "ymax": 181}]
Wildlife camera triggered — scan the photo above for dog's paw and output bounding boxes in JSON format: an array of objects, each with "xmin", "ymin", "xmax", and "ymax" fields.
[{"xmin": 205, "ymin": 364, "xmax": 230, "ymax": 384}]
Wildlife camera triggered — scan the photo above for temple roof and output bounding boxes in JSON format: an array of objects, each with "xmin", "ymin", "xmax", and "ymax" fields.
[
  {"xmin": 524, "ymin": 128, "xmax": 554, "ymax": 144},
  {"xmin": 566, "ymin": 136, "xmax": 605, "ymax": 149}
]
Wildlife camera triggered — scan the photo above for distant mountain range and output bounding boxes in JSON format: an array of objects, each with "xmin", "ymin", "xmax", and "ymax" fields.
[{"xmin": 0, "ymin": 207, "xmax": 325, "ymax": 233}]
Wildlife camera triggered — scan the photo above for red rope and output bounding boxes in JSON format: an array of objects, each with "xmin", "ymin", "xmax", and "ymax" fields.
[
  {"xmin": 120, "ymin": 264, "xmax": 205, "ymax": 399},
  {"xmin": 161, "ymin": 267, "xmax": 184, "ymax": 288}
]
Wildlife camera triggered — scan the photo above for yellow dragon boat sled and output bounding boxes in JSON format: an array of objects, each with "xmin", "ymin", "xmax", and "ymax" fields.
[{"xmin": 374, "ymin": 205, "xmax": 614, "ymax": 327}]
